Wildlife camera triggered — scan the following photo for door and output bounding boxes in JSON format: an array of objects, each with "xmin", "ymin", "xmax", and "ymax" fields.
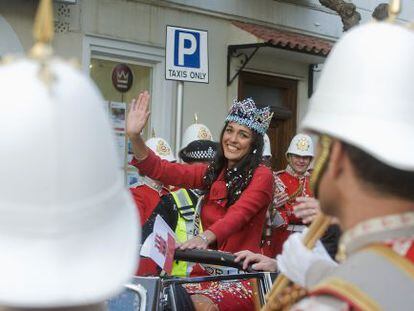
[{"xmin": 238, "ymin": 71, "xmax": 298, "ymax": 171}]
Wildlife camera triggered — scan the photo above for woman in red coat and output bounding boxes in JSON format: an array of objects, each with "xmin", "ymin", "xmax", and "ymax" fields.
[{"xmin": 127, "ymin": 91, "xmax": 274, "ymax": 253}]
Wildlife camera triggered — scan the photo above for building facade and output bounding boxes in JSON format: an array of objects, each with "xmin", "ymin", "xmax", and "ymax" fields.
[{"xmin": 1, "ymin": 0, "xmax": 410, "ymax": 175}]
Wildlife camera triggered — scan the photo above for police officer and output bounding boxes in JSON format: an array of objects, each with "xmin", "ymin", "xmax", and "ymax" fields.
[
  {"xmin": 179, "ymin": 117, "xmax": 217, "ymax": 164},
  {"xmin": 277, "ymin": 12, "xmax": 414, "ymax": 310}
]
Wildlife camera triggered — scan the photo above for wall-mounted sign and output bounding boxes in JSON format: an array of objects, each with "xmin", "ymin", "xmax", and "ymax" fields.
[
  {"xmin": 165, "ymin": 26, "xmax": 209, "ymax": 83},
  {"xmin": 112, "ymin": 64, "xmax": 133, "ymax": 92}
]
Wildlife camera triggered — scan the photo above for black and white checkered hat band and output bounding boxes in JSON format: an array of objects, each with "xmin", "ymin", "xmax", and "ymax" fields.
[{"xmin": 183, "ymin": 146, "xmax": 216, "ymax": 160}]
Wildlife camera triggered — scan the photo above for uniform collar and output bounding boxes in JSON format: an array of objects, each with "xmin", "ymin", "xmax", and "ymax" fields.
[
  {"xmin": 285, "ymin": 164, "xmax": 310, "ymax": 178},
  {"xmin": 337, "ymin": 211, "xmax": 414, "ymax": 261},
  {"xmin": 142, "ymin": 176, "xmax": 164, "ymax": 194}
]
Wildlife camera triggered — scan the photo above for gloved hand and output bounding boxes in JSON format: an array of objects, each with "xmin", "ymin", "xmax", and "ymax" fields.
[
  {"xmin": 276, "ymin": 230, "xmax": 337, "ymax": 287},
  {"xmin": 293, "ymin": 197, "xmax": 321, "ymax": 224}
]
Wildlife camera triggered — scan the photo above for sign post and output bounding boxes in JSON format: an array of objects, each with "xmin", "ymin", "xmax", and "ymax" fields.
[
  {"xmin": 165, "ymin": 26, "xmax": 209, "ymax": 157},
  {"xmin": 176, "ymin": 81, "xmax": 184, "ymax": 160}
]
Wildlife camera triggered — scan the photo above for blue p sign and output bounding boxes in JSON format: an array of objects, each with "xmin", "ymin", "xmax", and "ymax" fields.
[{"xmin": 174, "ymin": 30, "xmax": 200, "ymax": 68}]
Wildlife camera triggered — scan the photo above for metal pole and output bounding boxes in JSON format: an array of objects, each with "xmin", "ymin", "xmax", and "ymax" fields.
[{"xmin": 175, "ymin": 81, "xmax": 184, "ymax": 159}]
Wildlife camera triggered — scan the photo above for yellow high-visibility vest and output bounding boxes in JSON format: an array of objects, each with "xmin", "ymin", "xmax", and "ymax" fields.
[{"xmin": 170, "ymin": 188, "xmax": 202, "ymax": 277}]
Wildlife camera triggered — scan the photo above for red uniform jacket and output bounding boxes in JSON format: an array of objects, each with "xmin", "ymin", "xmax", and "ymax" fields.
[
  {"xmin": 262, "ymin": 167, "xmax": 313, "ymax": 257},
  {"xmin": 130, "ymin": 184, "xmax": 169, "ymax": 226},
  {"xmin": 130, "ymin": 182, "xmax": 170, "ymax": 276},
  {"xmin": 132, "ymin": 149, "xmax": 273, "ymax": 253}
]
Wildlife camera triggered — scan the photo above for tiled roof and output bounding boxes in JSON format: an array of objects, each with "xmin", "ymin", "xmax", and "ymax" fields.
[{"xmin": 232, "ymin": 21, "xmax": 333, "ymax": 56}]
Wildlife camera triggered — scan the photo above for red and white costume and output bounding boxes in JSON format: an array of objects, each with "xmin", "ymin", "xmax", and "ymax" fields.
[{"xmin": 262, "ymin": 165, "xmax": 312, "ymax": 257}]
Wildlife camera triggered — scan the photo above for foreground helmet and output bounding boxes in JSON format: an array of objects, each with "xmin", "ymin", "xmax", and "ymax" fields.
[
  {"xmin": 263, "ymin": 133, "xmax": 272, "ymax": 158},
  {"xmin": 286, "ymin": 134, "xmax": 314, "ymax": 157},
  {"xmin": 146, "ymin": 137, "xmax": 176, "ymax": 162},
  {"xmin": 0, "ymin": 1, "xmax": 139, "ymax": 305},
  {"xmin": 0, "ymin": 58, "xmax": 140, "ymax": 307},
  {"xmin": 302, "ymin": 22, "xmax": 414, "ymax": 171}
]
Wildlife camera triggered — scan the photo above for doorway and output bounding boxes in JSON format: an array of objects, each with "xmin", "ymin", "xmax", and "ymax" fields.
[{"xmin": 238, "ymin": 71, "xmax": 298, "ymax": 171}]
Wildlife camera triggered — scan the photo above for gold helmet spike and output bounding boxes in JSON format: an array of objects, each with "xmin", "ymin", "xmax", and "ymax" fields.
[
  {"xmin": 151, "ymin": 128, "xmax": 156, "ymax": 138},
  {"xmin": 30, "ymin": 0, "xmax": 54, "ymax": 59},
  {"xmin": 194, "ymin": 113, "xmax": 198, "ymax": 124},
  {"xmin": 33, "ymin": 0, "xmax": 54, "ymax": 44},
  {"xmin": 387, "ymin": 0, "xmax": 401, "ymax": 22}
]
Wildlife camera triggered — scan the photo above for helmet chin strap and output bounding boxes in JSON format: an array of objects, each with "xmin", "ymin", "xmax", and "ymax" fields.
[{"xmin": 310, "ymin": 135, "xmax": 332, "ymax": 198}]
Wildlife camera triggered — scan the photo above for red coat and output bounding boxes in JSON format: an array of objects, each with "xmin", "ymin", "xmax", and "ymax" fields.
[
  {"xmin": 130, "ymin": 184, "xmax": 169, "ymax": 225},
  {"xmin": 262, "ymin": 168, "xmax": 313, "ymax": 257},
  {"xmin": 130, "ymin": 183, "xmax": 170, "ymax": 276},
  {"xmin": 132, "ymin": 150, "xmax": 273, "ymax": 253}
]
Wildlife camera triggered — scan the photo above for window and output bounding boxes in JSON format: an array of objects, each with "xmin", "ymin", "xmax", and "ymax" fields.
[
  {"xmin": 90, "ymin": 57, "xmax": 152, "ymax": 187},
  {"xmin": 84, "ymin": 36, "xmax": 174, "ymax": 186}
]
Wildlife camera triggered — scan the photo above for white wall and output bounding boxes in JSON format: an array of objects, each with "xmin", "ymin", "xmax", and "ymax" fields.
[
  {"xmin": 0, "ymin": 15, "xmax": 23, "ymax": 56},
  {"xmin": 160, "ymin": 0, "xmax": 414, "ymax": 36},
  {"xmin": 5, "ymin": 0, "xmax": 412, "ymax": 146},
  {"xmin": 81, "ymin": 0, "xmax": 233, "ymax": 143},
  {"xmin": 79, "ymin": 0, "xmax": 339, "ymax": 143}
]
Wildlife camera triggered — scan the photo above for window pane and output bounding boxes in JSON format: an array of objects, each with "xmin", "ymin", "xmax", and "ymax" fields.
[
  {"xmin": 243, "ymin": 83, "xmax": 284, "ymax": 109},
  {"xmin": 90, "ymin": 58, "xmax": 151, "ymax": 104},
  {"xmin": 89, "ymin": 58, "xmax": 152, "ymax": 186}
]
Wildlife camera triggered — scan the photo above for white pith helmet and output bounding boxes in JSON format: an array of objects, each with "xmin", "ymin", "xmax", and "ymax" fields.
[
  {"xmin": 263, "ymin": 133, "xmax": 272, "ymax": 157},
  {"xmin": 301, "ymin": 22, "xmax": 414, "ymax": 171},
  {"xmin": 146, "ymin": 137, "xmax": 176, "ymax": 162},
  {"xmin": 0, "ymin": 59, "xmax": 139, "ymax": 307},
  {"xmin": 286, "ymin": 134, "xmax": 314, "ymax": 157},
  {"xmin": 180, "ymin": 123, "xmax": 213, "ymax": 152}
]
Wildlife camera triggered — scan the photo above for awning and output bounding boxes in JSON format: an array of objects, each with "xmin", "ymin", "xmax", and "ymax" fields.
[
  {"xmin": 232, "ymin": 21, "xmax": 333, "ymax": 56},
  {"xmin": 227, "ymin": 21, "xmax": 334, "ymax": 85}
]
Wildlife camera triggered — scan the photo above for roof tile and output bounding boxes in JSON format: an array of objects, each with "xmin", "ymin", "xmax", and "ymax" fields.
[{"xmin": 233, "ymin": 21, "xmax": 333, "ymax": 56}]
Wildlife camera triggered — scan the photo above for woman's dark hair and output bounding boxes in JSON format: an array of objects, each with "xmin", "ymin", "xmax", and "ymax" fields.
[
  {"xmin": 203, "ymin": 122, "xmax": 264, "ymax": 207},
  {"xmin": 343, "ymin": 142, "xmax": 414, "ymax": 201}
]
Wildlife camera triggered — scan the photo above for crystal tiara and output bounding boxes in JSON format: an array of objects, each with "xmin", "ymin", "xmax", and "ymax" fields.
[{"xmin": 225, "ymin": 98, "xmax": 273, "ymax": 135}]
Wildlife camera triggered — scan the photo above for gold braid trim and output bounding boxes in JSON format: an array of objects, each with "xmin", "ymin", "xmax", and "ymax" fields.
[
  {"xmin": 310, "ymin": 135, "xmax": 332, "ymax": 197},
  {"xmin": 367, "ymin": 244, "xmax": 414, "ymax": 279},
  {"xmin": 287, "ymin": 182, "xmax": 304, "ymax": 204},
  {"xmin": 312, "ymin": 277, "xmax": 381, "ymax": 311}
]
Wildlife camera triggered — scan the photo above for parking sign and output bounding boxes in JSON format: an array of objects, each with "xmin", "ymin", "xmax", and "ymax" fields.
[{"xmin": 166, "ymin": 26, "xmax": 208, "ymax": 83}]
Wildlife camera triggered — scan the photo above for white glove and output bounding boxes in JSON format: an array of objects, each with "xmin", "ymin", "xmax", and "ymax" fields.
[{"xmin": 276, "ymin": 230, "xmax": 337, "ymax": 287}]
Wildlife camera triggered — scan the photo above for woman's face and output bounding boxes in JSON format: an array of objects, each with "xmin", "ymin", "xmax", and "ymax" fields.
[{"xmin": 222, "ymin": 122, "xmax": 253, "ymax": 168}]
